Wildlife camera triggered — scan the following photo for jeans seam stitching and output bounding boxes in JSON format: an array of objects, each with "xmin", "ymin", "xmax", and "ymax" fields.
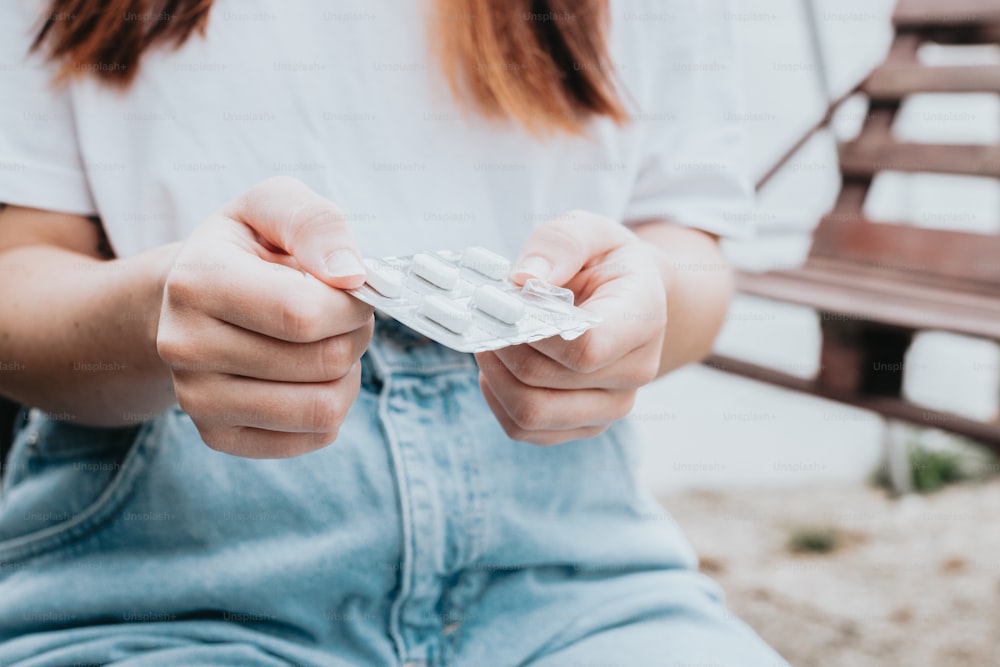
[{"xmin": 379, "ymin": 372, "xmax": 416, "ymax": 664}]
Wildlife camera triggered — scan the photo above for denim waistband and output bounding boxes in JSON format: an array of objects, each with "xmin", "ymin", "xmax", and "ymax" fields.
[{"xmin": 362, "ymin": 314, "xmax": 477, "ymax": 384}]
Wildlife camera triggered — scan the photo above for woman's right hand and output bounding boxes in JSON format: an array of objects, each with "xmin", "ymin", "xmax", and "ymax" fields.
[{"xmin": 155, "ymin": 177, "xmax": 374, "ymax": 458}]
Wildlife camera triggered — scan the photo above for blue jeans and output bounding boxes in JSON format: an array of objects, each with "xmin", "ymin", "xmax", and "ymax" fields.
[{"xmin": 0, "ymin": 318, "xmax": 788, "ymax": 666}]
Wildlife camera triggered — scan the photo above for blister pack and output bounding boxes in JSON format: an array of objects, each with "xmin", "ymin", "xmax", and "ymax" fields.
[{"xmin": 348, "ymin": 246, "xmax": 601, "ymax": 353}]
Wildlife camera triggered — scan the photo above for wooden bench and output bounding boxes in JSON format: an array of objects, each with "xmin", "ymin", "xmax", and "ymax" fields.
[{"xmin": 707, "ymin": 0, "xmax": 1000, "ymax": 450}]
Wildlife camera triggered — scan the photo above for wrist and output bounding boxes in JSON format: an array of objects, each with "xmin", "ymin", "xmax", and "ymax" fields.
[
  {"xmin": 632, "ymin": 221, "xmax": 734, "ymax": 375},
  {"xmin": 120, "ymin": 242, "xmax": 183, "ymax": 367}
]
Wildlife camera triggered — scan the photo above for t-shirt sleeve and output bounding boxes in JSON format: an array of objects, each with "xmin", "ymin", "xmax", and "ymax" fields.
[
  {"xmin": 622, "ymin": 0, "xmax": 754, "ymax": 238},
  {"xmin": 0, "ymin": 7, "xmax": 97, "ymax": 215}
]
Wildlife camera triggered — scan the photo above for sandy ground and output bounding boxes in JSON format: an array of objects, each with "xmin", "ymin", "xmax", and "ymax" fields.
[{"xmin": 661, "ymin": 480, "xmax": 1000, "ymax": 667}]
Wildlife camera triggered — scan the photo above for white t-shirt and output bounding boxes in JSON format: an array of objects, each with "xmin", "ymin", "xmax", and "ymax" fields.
[{"xmin": 0, "ymin": 0, "xmax": 752, "ymax": 260}]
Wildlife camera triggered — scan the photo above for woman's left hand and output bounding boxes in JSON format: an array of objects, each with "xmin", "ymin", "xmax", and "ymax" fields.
[{"xmin": 475, "ymin": 211, "xmax": 667, "ymax": 445}]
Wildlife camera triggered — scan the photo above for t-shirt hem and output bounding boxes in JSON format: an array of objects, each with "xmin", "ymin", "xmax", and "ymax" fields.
[
  {"xmin": 0, "ymin": 163, "xmax": 97, "ymax": 216},
  {"xmin": 623, "ymin": 201, "xmax": 755, "ymax": 240}
]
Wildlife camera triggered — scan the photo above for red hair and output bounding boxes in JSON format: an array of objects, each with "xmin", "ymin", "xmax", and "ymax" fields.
[{"xmin": 34, "ymin": 0, "xmax": 627, "ymax": 134}]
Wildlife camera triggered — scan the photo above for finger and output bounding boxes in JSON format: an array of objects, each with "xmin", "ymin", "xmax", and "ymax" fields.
[
  {"xmin": 166, "ymin": 245, "xmax": 373, "ymax": 343},
  {"xmin": 197, "ymin": 427, "xmax": 340, "ymax": 460},
  {"xmin": 510, "ymin": 210, "xmax": 634, "ymax": 287},
  {"xmin": 477, "ymin": 354, "xmax": 634, "ymax": 431},
  {"xmin": 224, "ymin": 176, "xmax": 367, "ymax": 289},
  {"xmin": 526, "ymin": 247, "xmax": 666, "ymax": 373},
  {"xmin": 487, "ymin": 340, "xmax": 660, "ymax": 391},
  {"xmin": 478, "ymin": 375, "xmax": 608, "ymax": 446},
  {"xmin": 175, "ymin": 363, "xmax": 362, "ymax": 435},
  {"xmin": 527, "ymin": 323, "xmax": 664, "ymax": 378},
  {"xmin": 161, "ymin": 316, "xmax": 373, "ymax": 383}
]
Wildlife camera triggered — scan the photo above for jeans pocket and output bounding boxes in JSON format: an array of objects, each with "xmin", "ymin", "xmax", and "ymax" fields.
[{"xmin": 0, "ymin": 411, "xmax": 157, "ymax": 565}]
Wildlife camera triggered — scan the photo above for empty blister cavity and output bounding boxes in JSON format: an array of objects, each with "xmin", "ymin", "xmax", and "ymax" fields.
[
  {"xmin": 420, "ymin": 294, "xmax": 473, "ymax": 334},
  {"xmin": 412, "ymin": 253, "xmax": 459, "ymax": 290},
  {"xmin": 474, "ymin": 285, "xmax": 524, "ymax": 324},
  {"xmin": 521, "ymin": 278, "xmax": 575, "ymax": 312},
  {"xmin": 462, "ymin": 246, "xmax": 510, "ymax": 280},
  {"xmin": 363, "ymin": 258, "xmax": 404, "ymax": 298}
]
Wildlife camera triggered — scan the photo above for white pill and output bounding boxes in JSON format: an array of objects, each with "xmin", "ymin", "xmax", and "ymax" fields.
[
  {"xmin": 412, "ymin": 253, "xmax": 459, "ymax": 290},
  {"xmin": 363, "ymin": 258, "xmax": 404, "ymax": 298},
  {"xmin": 420, "ymin": 294, "xmax": 473, "ymax": 334},
  {"xmin": 474, "ymin": 285, "xmax": 524, "ymax": 324},
  {"xmin": 462, "ymin": 246, "xmax": 510, "ymax": 280}
]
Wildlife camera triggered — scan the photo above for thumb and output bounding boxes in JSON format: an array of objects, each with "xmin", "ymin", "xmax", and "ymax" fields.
[
  {"xmin": 225, "ymin": 176, "xmax": 366, "ymax": 289},
  {"xmin": 511, "ymin": 210, "xmax": 633, "ymax": 287}
]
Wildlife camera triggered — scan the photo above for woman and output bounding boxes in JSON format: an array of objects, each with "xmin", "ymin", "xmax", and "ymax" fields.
[{"xmin": 0, "ymin": 0, "xmax": 788, "ymax": 665}]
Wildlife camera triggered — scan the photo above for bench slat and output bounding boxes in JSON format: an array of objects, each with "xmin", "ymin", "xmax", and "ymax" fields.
[
  {"xmin": 894, "ymin": 0, "xmax": 1000, "ymax": 28},
  {"xmin": 736, "ymin": 265, "xmax": 1000, "ymax": 340},
  {"xmin": 839, "ymin": 140, "xmax": 1000, "ymax": 179},
  {"xmin": 913, "ymin": 25, "xmax": 1000, "ymax": 45},
  {"xmin": 809, "ymin": 217, "xmax": 1000, "ymax": 288},
  {"xmin": 863, "ymin": 65, "xmax": 1000, "ymax": 101},
  {"xmin": 704, "ymin": 354, "xmax": 1000, "ymax": 448}
]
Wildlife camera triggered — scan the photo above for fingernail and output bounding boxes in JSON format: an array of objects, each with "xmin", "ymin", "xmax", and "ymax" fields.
[
  {"xmin": 514, "ymin": 255, "xmax": 552, "ymax": 281},
  {"xmin": 325, "ymin": 250, "xmax": 366, "ymax": 278}
]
